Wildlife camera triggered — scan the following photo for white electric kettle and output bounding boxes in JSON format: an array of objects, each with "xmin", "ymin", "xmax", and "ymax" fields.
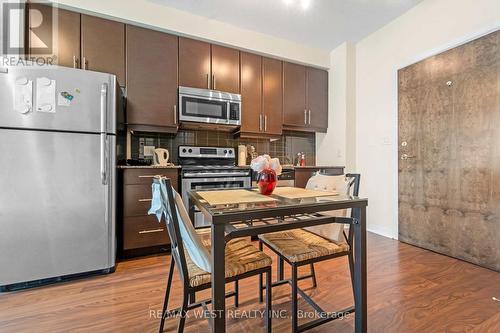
[{"xmin": 153, "ymin": 148, "xmax": 170, "ymax": 166}]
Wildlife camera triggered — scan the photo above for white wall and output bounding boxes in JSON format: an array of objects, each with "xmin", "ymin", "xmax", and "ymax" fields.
[
  {"xmin": 316, "ymin": 42, "xmax": 356, "ymax": 170},
  {"xmin": 355, "ymin": 0, "xmax": 500, "ymax": 238},
  {"xmin": 50, "ymin": 0, "xmax": 329, "ymax": 68}
]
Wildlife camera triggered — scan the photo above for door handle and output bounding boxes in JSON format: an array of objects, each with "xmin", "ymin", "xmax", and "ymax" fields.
[
  {"xmin": 100, "ymin": 83, "xmax": 108, "ymax": 133},
  {"xmin": 138, "ymin": 228, "xmax": 164, "ymax": 234},
  {"xmin": 100, "ymin": 134, "xmax": 107, "ymax": 185},
  {"xmin": 206, "ymin": 74, "xmax": 210, "ymax": 89},
  {"xmin": 138, "ymin": 199, "xmax": 152, "ymax": 202},
  {"xmin": 83, "ymin": 57, "xmax": 87, "ymax": 70},
  {"xmin": 308, "ymin": 110, "xmax": 311, "ymax": 125},
  {"xmin": 100, "ymin": 83, "xmax": 108, "ymax": 185},
  {"xmin": 264, "ymin": 115, "xmax": 268, "ymax": 132},
  {"xmin": 173, "ymin": 105, "xmax": 177, "ymax": 124},
  {"xmin": 212, "ymin": 74, "xmax": 216, "ymax": 90},
  {"xmin": 259, "ymin": 114, "xmax": 263, "ymax": 131},
  {"xmin": 73, "ymin": 55, "xmax": 77, "ymax": 68},
  {"xmin": 304, "ymin": 109, "xmax": 307, "ymax": 125},
  {"xmin": 400, "ymin": 154, "xmax": 416, "ymax": 160}
]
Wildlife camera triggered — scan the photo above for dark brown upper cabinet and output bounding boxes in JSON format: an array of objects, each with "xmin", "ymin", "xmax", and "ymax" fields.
[
  {"xmin": 262, "ymin": 57, "xmax": 283, "ymax": 136},
  {"xmin": 283, "ymin": 62, "xmax": 307, "ymax": 127},
  {"xmin": 27, "ymin": 4, "xmax": 80, "ymax": 68},
  {"xmin": 211, "ymin": 45, "xmax": 240, "ymax": 93},
  {"xmin": 283, "ymin": 62, "xmax": 328, "ymax": 132},
  {"xmin": 239, "ymin": 54, "xmax": 282, "ymax": 137},
  {"xmin": 179, "ymin": 39, "xmax": 240, "ymax": 93},
  {"xmin": 240, "ymin": 52, "xmax": 262, "ymax": 135},
  {"xmin": 126, "ymin": 25, "xmax": 178, "ymax": 133},
  {"xmin": 306, "ymin": 67, "xmax": 328, "ymax": 131},
  {"xmin": 178, "ymin": 37, "xmax": 211, "ymax": 89},
  {"xmin": 81, "ymin": 15, "xmax": 125, "ymax": 86}
]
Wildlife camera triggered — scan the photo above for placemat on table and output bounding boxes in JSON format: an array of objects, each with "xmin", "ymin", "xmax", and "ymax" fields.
[
  {"xmin": 271, "ymin": 186, "xmax": 338, "ymax": 199},
  {"xmin": 197, "ymin": 189, "xmax": 277, "ymax": 205}
]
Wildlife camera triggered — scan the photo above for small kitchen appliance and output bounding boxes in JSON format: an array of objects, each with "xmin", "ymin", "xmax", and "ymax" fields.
[
  {"xmin": 178, "ymin": 86, "xmax": 241, "ymax": 127},
  {"xmin": 153, "ymin": 148, "xmax": 170, "ymax": 166}
]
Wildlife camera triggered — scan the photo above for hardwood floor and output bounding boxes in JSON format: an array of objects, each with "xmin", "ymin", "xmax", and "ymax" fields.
[{"xmin": 0, "ymin": 233, "xmax": 498, "ymax": 332}]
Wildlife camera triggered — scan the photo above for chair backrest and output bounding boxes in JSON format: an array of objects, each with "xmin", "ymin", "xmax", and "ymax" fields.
[
  {"xmin": 153, "ymin": 177, "xmax": 190, "ymax": 284},
  {"xmin": 306, "ymin": 172, "xmax": 360, "ymax": 217},
  {"xmin": 345, "ymin": 173, "xmax": 361, "ymax": 220},
  {"xmin": 152, "ymin": 177, "xmax": 213, "ymax": 274}
]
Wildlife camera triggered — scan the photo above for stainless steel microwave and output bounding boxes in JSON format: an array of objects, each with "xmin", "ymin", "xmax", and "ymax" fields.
[{"xmin": 178, "ymin": 86, "xmax": 241, "ymax": 126}]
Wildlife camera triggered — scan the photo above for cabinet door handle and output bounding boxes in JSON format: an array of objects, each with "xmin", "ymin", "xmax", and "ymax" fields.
[
  {"xmin": 304, "ymin": 109, "xmax": 307, "ymax": 125},
  {"xmin": 173, "ymin": 105, "xmax": 177, "ymax": 124},
  {"xmin": 83, "ymin": 57, "xmax": 87, "ymax": 70},
  {"xmin": 138, "ymin": 175, "xmax": 155, "ymax": 179},
  {"xmin": 138, "ymin": 228, "xmax": 164, "ymax": 234},
  {"xmin": 212, "ymin": 74, "xmax": 216, "ymax": 90},
  {"xmin": 138, "ymin": 199, "xmax": 152, "ymax": 202},
  {"xmin": 308, "ymin": 110, "xmax": 311, "ymax": 125},
  {"xmin": 206, "ymin": 74, "xmax": 210, "ymax": 89},
  {"xmin": 264, "ymin": 115, "xmax": 268, "ymax": 132},
  {"xmin": 259, "ymin": 114, "xmax": 262, "ymax": 131},
  {"xmin": 72, "ymin": 55, "xmax": 78, "ymax": 68}
]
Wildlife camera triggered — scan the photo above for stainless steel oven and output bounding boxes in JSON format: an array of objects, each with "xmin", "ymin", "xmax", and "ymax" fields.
[
  {"xmin": 178, "ymin": 86, "xmax": 241, "ymax": 126},
  {"xmin": 179, "ymin": 146, "xmax": 251, "ymax": 228}
]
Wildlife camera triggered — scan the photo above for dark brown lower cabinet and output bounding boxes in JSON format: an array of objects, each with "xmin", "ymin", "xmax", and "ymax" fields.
[{"xmin": 119, "ymin": 168, "xmax": 179, "ymax": 257}]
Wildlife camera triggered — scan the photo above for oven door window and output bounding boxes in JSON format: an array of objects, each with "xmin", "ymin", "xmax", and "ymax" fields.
[
  {"xmin": 182, "ymin": 96, "xmax": 227, "ymax": 120},
  {"xmin": 189, "ymin": 181, "xmax": 245, "ymax": 191}
]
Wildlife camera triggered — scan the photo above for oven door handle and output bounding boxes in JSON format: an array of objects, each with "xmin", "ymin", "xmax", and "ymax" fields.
[{"xmin": 183, "ymin": 172, "xmax": 250, "ymax": 178}]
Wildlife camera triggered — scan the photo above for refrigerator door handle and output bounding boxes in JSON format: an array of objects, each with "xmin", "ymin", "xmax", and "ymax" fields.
[
  {"xmin": 100, "ymin": 83, "xmax": 108, "ymax": 133},
  {"xmin": 100, "ymin": 83, "xmax": 108, "ymax": 185},
  {"xmin": 100, "ymin": 134, "xmax": 108, "ymax": 185}
]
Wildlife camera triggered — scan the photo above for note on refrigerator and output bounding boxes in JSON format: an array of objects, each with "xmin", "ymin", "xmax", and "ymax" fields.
[
  {"xmin": 36, "ymin": 77, "xmax": 56, "ymax": 113},
  {"xmin": 14, "ymin": 77, "xmax": 33, "ymax": 114}
]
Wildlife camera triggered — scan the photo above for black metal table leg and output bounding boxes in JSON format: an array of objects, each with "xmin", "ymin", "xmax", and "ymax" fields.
[
  {"xmin": 211, "ymin": 222, "xmax": 226, "ymax": 333},
  {"xmin": 354, "ymin": 206, "xmax": 367, "ymax": 333}
]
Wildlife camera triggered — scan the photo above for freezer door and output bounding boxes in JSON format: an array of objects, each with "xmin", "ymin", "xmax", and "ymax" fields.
[
  {"xmin": 0, "ymin": 65, "xmax": 117, "ymax": 134},
  {"xmin": 0, "ymin": 129, "xmax": 115, "ymax": 286}
]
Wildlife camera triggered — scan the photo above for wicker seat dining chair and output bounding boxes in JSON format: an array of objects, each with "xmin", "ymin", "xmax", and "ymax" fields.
[
  {"xmin": 258, "ymin": 173, "xmax": 360, "ymax": 333},
  {"xmin": 150, "ymin": 176, "xmax": 273, "ymax": 333}
]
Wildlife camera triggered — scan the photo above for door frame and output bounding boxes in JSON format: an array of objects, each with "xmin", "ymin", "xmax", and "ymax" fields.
[{"xmin": 393, "ymin": 23, "xmax": 500, "ymax": 239}]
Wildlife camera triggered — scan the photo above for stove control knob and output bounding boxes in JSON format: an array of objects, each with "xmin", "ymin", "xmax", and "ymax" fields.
[
  {"xmin": 182, "ymin": 148, "xmax": 187, "ymax": 153},
  {"xmin": 224, "ymin": 150, "xmax": 228, "ymax": 154},
  {"xmin": 188, "ymin": 149, "xmax": 193, "ymax": 153},
  {"xmin": 228, "ymin": 149, "xmax": 233, "ymax": 154}
]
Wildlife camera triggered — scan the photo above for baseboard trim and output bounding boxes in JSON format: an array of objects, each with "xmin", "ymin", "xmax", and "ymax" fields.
[{"xmin": 367, "ymin": 224, "xmax": 398, "ymax": 240}]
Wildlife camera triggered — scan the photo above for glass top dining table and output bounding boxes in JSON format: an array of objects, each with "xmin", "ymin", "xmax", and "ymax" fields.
[{"xmin": 187, "ymin": 187, "xmax": 368, "ymax": 333}]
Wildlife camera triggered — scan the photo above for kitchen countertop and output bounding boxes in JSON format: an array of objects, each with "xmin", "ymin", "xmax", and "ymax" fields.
[
  {"xmin": 117, "ymin": 165, "xmax": 181, "ymax": 169},
  {"xmin": 117, "ymin": 165, "xmax": 343, "ymax": 170}
]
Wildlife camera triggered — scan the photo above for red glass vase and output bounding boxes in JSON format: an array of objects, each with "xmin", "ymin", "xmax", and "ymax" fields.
[{"xmin": 258, "ymin": 168, "xmax": 277, "ymax": 195}]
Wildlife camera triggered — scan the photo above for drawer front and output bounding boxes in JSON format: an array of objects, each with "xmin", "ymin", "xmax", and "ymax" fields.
[
  {"xmin": 123, "ymin": 168, "xmax": 179, "ymax": 187},
  {"xmin": 124, "ymin": 184, "xmax": 154, "ymax": 217},
  {"xmin": 123, "ymin": 215, "xmax": 170, "ymax": 250}
]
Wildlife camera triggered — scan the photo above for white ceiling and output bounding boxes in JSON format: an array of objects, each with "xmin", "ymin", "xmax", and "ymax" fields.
[{"xmin": 152, "ymin": 0, "xmax": 423, "ymax": 51}]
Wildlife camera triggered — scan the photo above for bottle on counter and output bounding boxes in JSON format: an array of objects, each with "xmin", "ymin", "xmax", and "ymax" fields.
[{"xmin": 300, "ymin": 153, "xmax": 306, "ymax": 166}]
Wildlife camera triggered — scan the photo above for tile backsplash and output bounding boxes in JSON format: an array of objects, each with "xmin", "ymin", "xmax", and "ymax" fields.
[{"xmin": 130, "ymin": 130, "xmax": 316, "ymax": 166}]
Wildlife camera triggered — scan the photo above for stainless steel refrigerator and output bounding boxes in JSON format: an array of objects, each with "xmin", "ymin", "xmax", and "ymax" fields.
[{"xmin": 0, "ymin": 61, "xmax": 122, "ymax": 291}]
